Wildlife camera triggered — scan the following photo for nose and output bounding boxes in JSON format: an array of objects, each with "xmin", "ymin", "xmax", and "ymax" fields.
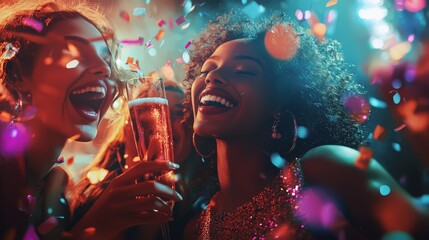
[
  {"xmin": 89, "ymin": 62, "xmax": 111, "ymax": 78},
  {"xmin": 205, "ymin": 69, "xmax": 227, "ymax": 85}
]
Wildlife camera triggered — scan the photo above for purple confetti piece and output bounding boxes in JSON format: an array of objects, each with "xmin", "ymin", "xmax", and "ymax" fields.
[
  {"xmin": 23, "ymin": 18, "xmax": 44, "ymax": 32},
  {"xmin": 175, "ymin": 16, "xmax": 186, "ymax": 25},
  {"xmin": 185, "ymin": 41, "xmax": 191, "ymax": 49}
]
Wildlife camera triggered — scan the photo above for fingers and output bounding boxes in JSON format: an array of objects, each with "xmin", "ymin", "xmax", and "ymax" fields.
[
  {"xmin": 117, "ymin": 181, "xmax": 183, "ymax": 202},
  {"xmin": 113, "ymin": 161, "xmax": 179, "ymax": 186},
  {"xmin": 123, "ymin": 196, "xmax": 173, "ymax": 217}
]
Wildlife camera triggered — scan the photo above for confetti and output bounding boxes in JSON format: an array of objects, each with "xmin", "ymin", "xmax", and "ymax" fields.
[
  {"xmin": 148, "ymin": 48, "xmax": 157, "ymax": 56},
  {"xmin": 185, "ymin": 40, "xmax": 192, "ymax": 49},
  {"xmin": 38, "ymin": 216, "xmax": 58, "ymax": 235},
  {"xmin": 22, "ymin": 18, "xmax": 44, "ymax": 32},
  {"xmin": 355, "ymin": 146, "xmax": 374, "ymax": 170},
  {"xmin": 295, "ymin": 10, "xmax": 304, "ymax": 21},
  {"xmin": 379, "ymin": 185, "xmax": 391, "ymax": 196},
  {"xmin": 176, "ymin": 58, "xmax": 184, "ymax": 63},
  {"xmin": 133, "ymin": 7, "xmax": 146, "ymax": 16},
  {"xmin": 393, "ymin": 92, "xmax": 401, "ymax": 104},
  {"xmin": 312, "ymin": 23, "xmax": 327, "ymax": 41},
  {"xmin": 181, "ymin": 22, "xmax": 191, "ymax": 30},
  {"xmin": 182, "ymin": 51, "xmax": 190, "ymax": 63},
  {"xmin": 168, "ymin": 18, "xmax": 174, "ymax": 30},
  {"xmin": 176, "ymin": 16, "xmax": 186, "ymax": 25},
  {"xmin": 264, "ymin": 23, "xmax": 300, "ymax": 60},
  {"xmin": 56, "ymin": 156, "xmax": 64, "ymax": 164},
  {"xmin": 120, "ymin": 10, "xmax": 130, "ymax": 22},
  {"xmin": 158, "ymin": 19, "xmax": 166, "ymax": 27},
  {"xmin": 120, "ymin": 37, "xmax": 144, "ymax": 46},
  {"xmin": 146, "ymin": 40, "xmax": 154, "ymax": 48},
  {"xmin": 65, "ymin": 59, "xmax": 79, "ymax": 69},
  {"xmin": 326, "ymin": 0, "xmax": 338, "ymax": 7},
  {"xmin": 66, "ymin": 157, "xmax": 74, "ymax": 165},
  {"xmin": 392, "ymin": 142, "xmax": 401, "ymax": 152},
  {"xmin": 372, "ymin": 125, "xmax": 387, "ymax": 141},
  {"xmin": 87, "ymin": 167, "xmax": 109, "ymax": 184},
  {"xmin": 369, "ymin": 97, "xmax": 387, "ymax": 109},
  {"xmin": 389, "ymin": 42, "xmax": 411, "ymax": 61},
  {"xmin": 297, "ymin": 126, "xmax": 309, "ymax": 139},
  {"xmin": 271, "ymin": 152, "xmax": 286, "ymax": 169},
  {"xmin": 394, "ymin": 123, "xmax": 407, "ymax": 132},
  {"xmin": 155, "ymin": 29, "xmax": 165, "ymax": 41},
  {"xmin": 126, "ymin": 57, "xmax": 134, "ymax": 65}
]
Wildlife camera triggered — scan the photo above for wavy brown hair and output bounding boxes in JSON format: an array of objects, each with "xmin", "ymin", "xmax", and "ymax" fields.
[{"xmin": 0, "ymin": 0, "xmax": 126, "ymax": 114}]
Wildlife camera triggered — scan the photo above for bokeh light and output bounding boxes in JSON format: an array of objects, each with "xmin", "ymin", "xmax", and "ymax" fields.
[
  {"xmin": 264, "ymin": 23, "xmax": 300, "ymax": 60},
  {"xmin": 343, "ymin": 95, "xmax": 371, "ymax": 124}
]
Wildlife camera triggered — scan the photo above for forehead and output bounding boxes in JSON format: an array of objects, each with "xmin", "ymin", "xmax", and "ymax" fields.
[
  {"xmin": 211, "ymin": 39, "xmax": 265, "ymax": 60},
  {"xmin": 48, "ymin": 17, "xmax": 103, "ymax": 39}
]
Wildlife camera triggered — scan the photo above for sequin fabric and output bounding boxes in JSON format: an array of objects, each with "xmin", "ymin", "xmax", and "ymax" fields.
[{"xmin": 195, "ymin": 158, "xmax": 309, "ymax": 240}]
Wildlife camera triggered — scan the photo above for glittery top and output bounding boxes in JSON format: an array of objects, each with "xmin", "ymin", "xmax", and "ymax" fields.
[{"xmin": 194, "ymin": 158, "xmax": 309, "ymax": 240}]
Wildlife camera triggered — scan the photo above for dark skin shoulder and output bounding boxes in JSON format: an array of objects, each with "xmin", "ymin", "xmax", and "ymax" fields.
[{"xmin": 301, "ymin": 145, "xmax": 429, "ymax": 239}]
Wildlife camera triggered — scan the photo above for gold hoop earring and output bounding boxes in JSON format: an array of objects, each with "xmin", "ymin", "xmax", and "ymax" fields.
[
  {"xmin": 192, "ymin": 132, "xmax": 216, "ymax": 158},
  {"xmin": 272, "ymin": 111, "xmax": 297, "ymax": 154}
]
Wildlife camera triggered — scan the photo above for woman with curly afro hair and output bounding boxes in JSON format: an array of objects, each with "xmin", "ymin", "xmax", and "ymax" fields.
[{"xmin": 182, "ymin": 11, "xmax": 429, "ymax": 239}]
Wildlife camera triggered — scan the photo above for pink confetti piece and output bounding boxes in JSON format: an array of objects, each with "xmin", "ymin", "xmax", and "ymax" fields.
[
  {"xmin": 22, "ymin": 18, "xmax": 44, "ymax": 32},
  {"xmin": 120, "ymin": 37, "xmax": 144, "ymax": 46},
  {"xmin": 37, "ymin": 216, "xmax": 58, "ymax": 235},
  {"xmin": 145, "ymin": 40, "xmax": 154, "ymax": 48},
  {"xmin": 120, "ymin": 10, "xmax": 130, "ymax": 22},
  {"xmin": 158, "ymin": 19, "xmax": 166, "ymax": 27},
  {"xmin": 394, "ymin": 123, "xmax": 407, "ymax": 132},
  {"xmin": 176, "ymin": 58, "xmax": 184, "ymax": 63},
  {"xmin": 185, "ymin": 40, "xmax": 192, "ymax": 49},
  {"xmin": 168, "ymin": 18, "xmax": 174, "ymax": 30},
  {"xmin": 176, "ymin": 16, "xmax": 186, "ymax": 25}
]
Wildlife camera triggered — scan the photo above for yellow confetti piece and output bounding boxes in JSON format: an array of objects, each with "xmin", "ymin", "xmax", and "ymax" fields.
[
  {"xmin": 326, "ymin": 0, "xmax": 338, "ymax": 7},
  {"xmin": 355, "ymin": 146, "xmax": 374, "ymax": 170}
]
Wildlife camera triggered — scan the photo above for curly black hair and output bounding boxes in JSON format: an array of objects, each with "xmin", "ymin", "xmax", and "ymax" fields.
[{"xmin": 183, "ymin": 11, "xmax": 366, "ymax": 158}]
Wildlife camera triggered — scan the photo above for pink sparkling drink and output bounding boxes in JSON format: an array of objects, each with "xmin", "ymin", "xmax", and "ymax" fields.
[{"xmin": 128, "ymin": 97, "xmax": 174, "ymax": 182}]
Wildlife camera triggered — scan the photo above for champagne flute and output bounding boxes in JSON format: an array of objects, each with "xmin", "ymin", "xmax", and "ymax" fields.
[{"xmin": 125, "ymin": 76, "xmax": 175, "ymax": 240}]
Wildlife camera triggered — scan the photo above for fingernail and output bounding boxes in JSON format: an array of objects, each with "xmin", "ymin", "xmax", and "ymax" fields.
[
  {"xmin": 175, "ymin": 191, "xmax": 183, "ymax": 201},
  {"xmin": 168, "ymin": 162, "xmax": 180, "ymax": 169}
]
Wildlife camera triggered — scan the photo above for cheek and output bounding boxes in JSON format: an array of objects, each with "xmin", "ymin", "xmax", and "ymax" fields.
[{"xmin": 191, "ymin": 79, "xmax": 204, "ymax": 115}]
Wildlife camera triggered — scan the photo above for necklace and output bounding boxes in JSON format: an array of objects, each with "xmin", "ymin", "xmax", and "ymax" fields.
[{"xmin": 195, "ymin": 158, "xmax": 309, "ymax": 239}]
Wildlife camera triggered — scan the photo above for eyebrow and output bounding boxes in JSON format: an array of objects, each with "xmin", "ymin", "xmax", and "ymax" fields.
[{"xmin": 207, "ymin": 55, "xmax": 264, "ymax": 69}]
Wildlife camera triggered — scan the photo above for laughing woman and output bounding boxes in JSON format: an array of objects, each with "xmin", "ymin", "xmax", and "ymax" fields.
[
  {"xmin": 183, "ymin": 12, "xmax": 429, "ymax": 239},
  {"xmin": 0, "ymin": 1, "xmax": 180, "ymax": 239}
]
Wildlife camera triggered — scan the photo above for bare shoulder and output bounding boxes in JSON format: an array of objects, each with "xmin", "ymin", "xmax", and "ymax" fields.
[{"xmin": 300, "ymin": 145, "xmax": 397, "ymax": 188}]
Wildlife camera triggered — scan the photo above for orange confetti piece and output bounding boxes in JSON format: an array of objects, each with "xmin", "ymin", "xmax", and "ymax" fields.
[
  {"xmin": 326, "ymin": 0, "xmax": 338, "ymax": 7},
  {"xmin": 126, "ymin": 57, "xmax": 134, "ymax": 65},
  {"xmin": 355, "ymin": 146, "xmax": 374, "ymax": 170},
  {"xmin": 155, "ymin": 29, "xmax": 165, "ymax": 41},
  {"xmin": 372, "ymin": 125, "xmax": 387, "ymax": 141}
]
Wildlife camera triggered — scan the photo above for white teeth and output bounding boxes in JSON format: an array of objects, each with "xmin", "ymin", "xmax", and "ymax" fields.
[
  {"xmin": 71, "ymin": 86, "xmax": 106, "ymax": 98},
  {"xmin": 200, "ymin": 94, "xmax": 235, "ymax": 108}
]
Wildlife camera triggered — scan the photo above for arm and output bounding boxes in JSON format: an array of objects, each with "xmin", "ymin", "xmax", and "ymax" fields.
[{"xmin": 301, "ymin": 145, "xmax": 429, "ymax": 239}]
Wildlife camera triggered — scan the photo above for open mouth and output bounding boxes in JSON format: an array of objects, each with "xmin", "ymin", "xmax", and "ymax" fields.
[
  {"xmin": 69, "ymin": 82, "xmax": 107, "ymax": 121},
  {"xmin": 200, "ymin": 94, "xmax": 235, "ymax": 108}
]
